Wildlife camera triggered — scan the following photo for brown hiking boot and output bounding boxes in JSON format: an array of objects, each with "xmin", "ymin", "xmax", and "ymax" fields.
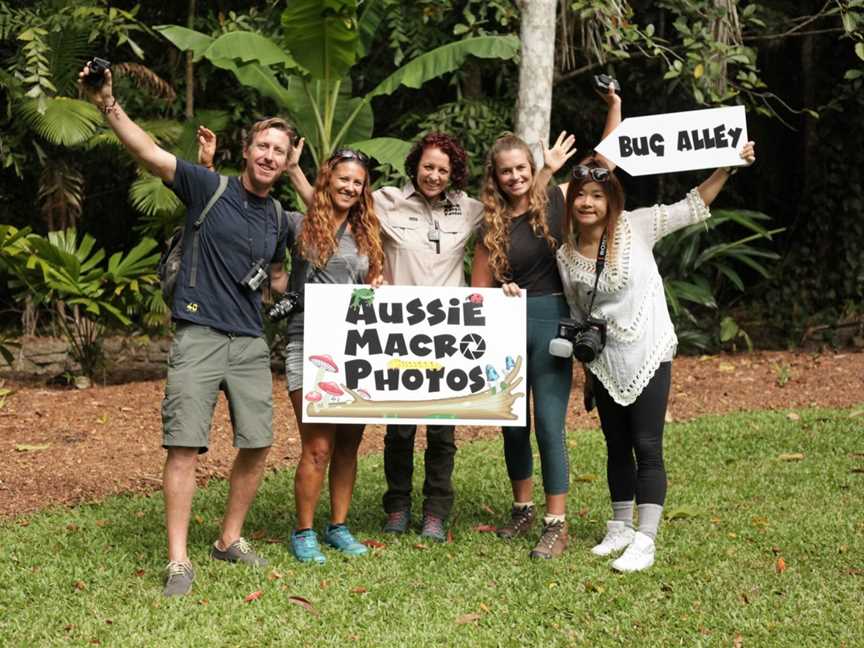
[
  {"xmin": 497, "ymin": 504, "xmax": 536, "ymax": 539},
  {"xmin": 530, "ymin": 519, "xmax": 568, "ymax": 559}
]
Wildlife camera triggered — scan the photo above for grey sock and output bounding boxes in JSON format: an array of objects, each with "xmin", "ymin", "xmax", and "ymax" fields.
[
  {"xmin": 636, "ymin": 503, "xmax": 664, "ymax": 540},
  {"xmin": 612, "ymin": 500, "xmax": 635, "ymax": 528}
]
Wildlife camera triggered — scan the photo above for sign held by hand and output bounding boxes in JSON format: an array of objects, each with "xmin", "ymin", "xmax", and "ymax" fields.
[{"xmin": 595, "ymin": 106, "xmax": 748, "ymax": 176}]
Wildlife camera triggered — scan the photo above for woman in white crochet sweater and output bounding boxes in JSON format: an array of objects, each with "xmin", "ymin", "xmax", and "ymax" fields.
[{"xmin": 556, "ymin": 142, "xmax": 755, "ymax": 572}]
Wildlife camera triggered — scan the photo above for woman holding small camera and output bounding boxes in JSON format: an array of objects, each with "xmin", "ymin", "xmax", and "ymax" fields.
[{"xmin": 556, "ymin": 143, "xmax": 755, "ymax": 572}]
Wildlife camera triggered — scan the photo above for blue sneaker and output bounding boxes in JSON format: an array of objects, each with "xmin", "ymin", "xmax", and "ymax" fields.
[
  {"xmin": 291, "ymin": 529, "xmax": 326, "ymax": 564},
  {"xmin": 323, "ymin": 524, "xmax": 368, "ymax": 556}
]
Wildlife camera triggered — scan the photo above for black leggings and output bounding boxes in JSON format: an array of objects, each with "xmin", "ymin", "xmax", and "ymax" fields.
[{"xmin": 593, "ymin": 362, "xmax": 671, "ymax": 506}]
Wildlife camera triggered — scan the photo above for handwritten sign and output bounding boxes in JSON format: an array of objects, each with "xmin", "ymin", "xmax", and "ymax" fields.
[
  {"xmin": 595, "ymin": 106, "xmax": 749, "ymax": 176},
  {"xmin": 301, "ymin": 285, "xmax": 528, "ymax": 426}
]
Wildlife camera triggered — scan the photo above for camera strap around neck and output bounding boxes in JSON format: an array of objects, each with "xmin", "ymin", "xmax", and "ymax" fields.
[
  {"xmin": 304, "ymin": 217, "xmax": 350, "ymax": 283},
  {"xmin": 585, "ymin": 229, "xmax": 608, "ymax": 315}
]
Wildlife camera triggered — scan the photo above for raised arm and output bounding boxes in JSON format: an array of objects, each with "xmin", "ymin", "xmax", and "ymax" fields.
[
  {"xmin": 284, "ymin": 138, "xmax": 314, "ymax": 208},
  {"xmin": 592, "ymin": 82, "xmax": 622, "ymax": 172},
  {"xmin": 197, "ymin": 126, "xmax": 216, "ymax": 171},
  {"xmin": 697, "ymin": 141, "xmax": 756, "ymax": 207},
  {"xmin": 78, "ymin": 63, "xmax": 176, "ymax": 183}
]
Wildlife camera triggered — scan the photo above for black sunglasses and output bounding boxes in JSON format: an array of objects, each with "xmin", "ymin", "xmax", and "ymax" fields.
[
  {"xmin": 330, "ymin": 148, "xmax": 370, "ymax": 167},
  {"xmin": 571, "ymin": 165, "xmax": 610, "ymax": 183}
]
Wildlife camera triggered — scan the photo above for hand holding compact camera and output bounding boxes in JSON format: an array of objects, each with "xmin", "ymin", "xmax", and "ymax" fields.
[{"xmin": 593, "ymin": 73, "xmax": 621, "ymax": 95}]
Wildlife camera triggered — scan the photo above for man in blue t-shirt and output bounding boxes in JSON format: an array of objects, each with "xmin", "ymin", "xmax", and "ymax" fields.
[{"xmin": 80, "ymin": 61, "xmax": 291, "ymax": 597}]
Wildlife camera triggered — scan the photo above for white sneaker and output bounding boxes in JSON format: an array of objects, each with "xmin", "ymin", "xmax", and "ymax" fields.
[
  {"xmin": 611, "ymin": 531, "xmax": 655, "ymax": 572},
  {"xmin": 590, "ymin": 520, "xmax": 635, "ymax": 557}
]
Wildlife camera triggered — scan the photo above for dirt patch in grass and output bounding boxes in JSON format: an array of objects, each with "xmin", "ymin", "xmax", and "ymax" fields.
[{"xmin": 1, "ymin": 351, "xmax": 862, "ymax": 518}]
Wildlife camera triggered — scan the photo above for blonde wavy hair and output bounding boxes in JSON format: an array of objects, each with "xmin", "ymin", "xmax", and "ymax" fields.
[
  {"xmin": 298, "ymin": 154, "xmax": 384, "ymax": 281},
  {"xmin": 481, "ymin": 133, "xmax": 556, "ymax": 283}
]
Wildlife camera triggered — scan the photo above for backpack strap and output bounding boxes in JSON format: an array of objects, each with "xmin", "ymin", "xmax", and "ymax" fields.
[{"xmin": 189, "ymin": 175, "xmax": 229, "ymax": 288}]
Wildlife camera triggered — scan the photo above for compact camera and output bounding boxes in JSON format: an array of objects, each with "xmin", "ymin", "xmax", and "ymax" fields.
[
  {"xmin": 593, "ymin": 73, "xmax": 620, "ymax": 94},
  {"xmin": 240, "ymin": 258, "xmax": 268, "ymax": 292},
  {"xmin": 549, "ymin": 316, "xmax": 607, "ymax": 363},
  {"xmin": 267, "ymin": 291, "xmax": 303, "ymax": 322},
  {"xmin": 84, "ymin": 57, "xmax": 111, "ymax": 89}
]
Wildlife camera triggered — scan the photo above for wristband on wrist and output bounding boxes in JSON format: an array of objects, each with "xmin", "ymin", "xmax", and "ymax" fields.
[{"xmin": 101, "ymin": 96, "xmax": 118, "ymax": 115}]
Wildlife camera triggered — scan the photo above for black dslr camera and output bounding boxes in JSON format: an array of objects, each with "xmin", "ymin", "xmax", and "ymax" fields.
[
  {"xmin": 267, "ymin": 291, "xmax": 303, "ymax": 322},
  {"xmin": 84, "ymin": 57, "xmax": 111, "ymax": 89},
  {"xmin": 549, "ymin": 316, "xmax": 607, "ymax": 363}
]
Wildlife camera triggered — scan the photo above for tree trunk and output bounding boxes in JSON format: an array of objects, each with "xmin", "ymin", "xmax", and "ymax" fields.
[
  {"xmin": 515, "ymin": 0, "xmax": 557, "ymax": 166},
  {"xmin": 185, "ymin": 0, "xmax": 196, "ymax": 119}
]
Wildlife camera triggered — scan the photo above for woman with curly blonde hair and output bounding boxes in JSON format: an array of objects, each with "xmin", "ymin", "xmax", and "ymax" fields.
[
  {"xmin": 282, "ymin": 148, "xmax": 384, "ymax": 564},
  {"xmin": 471, "ymin": 82, "xmax": 620, "ymax": 560}
]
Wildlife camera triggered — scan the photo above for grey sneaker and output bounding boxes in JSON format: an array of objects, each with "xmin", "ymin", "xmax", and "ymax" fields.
[
  {"xmin": 420, "ymin": 513, "xmax": 447, "ymax": 543},
  {"xmin": 497, "ymin": 505, "xmax": 536, "ymax": 539},
  {"xmin": 210, "ymin": 537, "xmax": 268, "ymax": 567},
  {"xmin": 383, "ymin": 509, "xmax": 411, "ymax": 534},
  {"xmin": 163, "ymin": 560, "xmax": 194, "ymax": 597}
]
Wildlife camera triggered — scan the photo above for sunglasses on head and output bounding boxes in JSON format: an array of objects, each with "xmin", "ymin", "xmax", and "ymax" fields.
[
  {"xmin": 571, "ymin": 165, "xmax": 610, "ymax": 183},
  {"xmin": 330, "ymin": 148, "xmax": 370, "ymax": 167}
]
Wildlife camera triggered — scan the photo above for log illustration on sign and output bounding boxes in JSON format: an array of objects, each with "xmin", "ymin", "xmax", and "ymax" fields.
[{"xmin": 304, "ymin": 355, "xmax": 525, "ymax": 421}]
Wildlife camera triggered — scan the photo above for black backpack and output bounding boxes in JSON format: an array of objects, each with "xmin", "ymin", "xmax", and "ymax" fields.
[{"xmin": 157, "ymin": 175, "xmax": 284, "ymax": 303}]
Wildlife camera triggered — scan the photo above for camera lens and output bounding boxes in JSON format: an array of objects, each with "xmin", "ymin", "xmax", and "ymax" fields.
[{"xmin": 572, "ymin": 328, "xmax": 604, "ymax": 363}]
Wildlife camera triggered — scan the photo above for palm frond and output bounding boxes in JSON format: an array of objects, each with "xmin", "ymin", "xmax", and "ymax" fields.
[
  {"xmin": 18, "ymin": 96, "xmax": 101, "ymax": 146},
  {"xmin": 45, "ymin": 26, "xmax": 90, "ymax": 96},
  {"xmin": 129, "ymin": 171, "xmax": 183, "ymax": 218}
]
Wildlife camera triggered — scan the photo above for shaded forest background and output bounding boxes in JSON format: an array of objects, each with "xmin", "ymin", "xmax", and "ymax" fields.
[{"xmin": 1, "ymin": 0, "xmax": 862, "ymax": 363}]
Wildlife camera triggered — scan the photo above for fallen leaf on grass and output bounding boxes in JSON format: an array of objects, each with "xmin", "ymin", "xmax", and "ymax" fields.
[
  {"xmin": 288, "ymin": 596, "xmax": 318, "ymax": 616},
  {"xmin": 666, "ymin": 506, "xmax": 699, "ymax": 520},
  {"xmin": 479, "ymin": 603, "xmax": 491, "ymax": 613},
  {"xmin": 750, "ymin": 516, "xmax": 768, "ymax": 528},
  {"xmin": 15, "ymin": 443, "xmax": 51, "ymax": 452},
  {"xmin": 473, "ymin": 524, "xmax": 497, "ymax": 533},
  {"xmin": 267, "ymin": 570, "xmax": 282, "ymax": 581},
  {"xmin": 193, "ymin": 515, "xmax": 204, "ymax": 525},
  {"xmin": 572, "ymin": 473, "xmax": 599, "ymax": 482},
  {"xmin": 733, "ymin": 633, "xmax": 744, "ymax": 648},
  {"xmin": 584, "ymin": 580, "xmax": 605, "ymax": 593},
  {"xmin": 771, "ymin": 546, "xmax": 782, "ymax": 555},
  {"xmin": 250, "ymin": 529, "xmax": 267, "ymax": 540},
  {"xmin": 849, "ymin": 410, "xmax": 864, "ymax": 418},
  {"xmin": 350, "ymin": 586, "xmax": 367, "ymax": 594},
  {"xmin": 576, "ymin": 507, "xmax": 589, "ymax": 518},
  {"xmin": 847, "ymin": 568, "xmax": 864, "ymax": 576},
  {"xmin": 778, "ymin": 453, "xmax": 805, "ymax": 461},
  {"xmin": 786, "ymin": 412, "xmax": 801, "ymax": 421},
  {"xmin": 133, "ymin": 569, "xmax": 145, "ymax": 577},
  {"xmin": 482, "ymin": 504, "xmax": 495, "ymax": 515},
  {"xmin": 413, "ymin": 543, "xmax": 428, "ymax": 550},
  {"xmin": 361, "ymin": 539, "xmax": 385, "ymax": 549},
  {"xmin": 718, "ymin": 362, "xmax": 736, "ymax": 372},
  {"xmin": 66, "ymin": 523, "xmax": 79, "ymax": 533},
  {"xmin": 95, "ymin": 519, "xmax": 110, "ymax": 527},
  {"xmin": 95, "ymin": 414, "xmax": 108, "ymax": 425},
  {"xmin": 244, "ymin": 591, "xmax": 263, "ymax": 603},
  {"xmin": 775, "ymin": 557, "xmax": 787, "ymax": 573},
  {"xmin": 455, "ymin": 613, "xmax": 481, "ymax": 625},
  {"xmin": 73, "ymin": 580, "xmax": 86, "ymax": 591},
  {"xmin": 197, "ymin": 599, "xmax": 208, "ymax": 606}
]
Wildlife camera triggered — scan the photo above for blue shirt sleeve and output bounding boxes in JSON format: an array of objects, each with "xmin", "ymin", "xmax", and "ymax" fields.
[{"xmin": 165, "ymin": 158, "xmax": 220, "ymax": 216}]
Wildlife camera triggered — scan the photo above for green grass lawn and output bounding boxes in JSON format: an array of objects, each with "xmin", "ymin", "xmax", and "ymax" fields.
[{"xmin": 2, "ymin": 407, "xmax": 863, "ymax": 647}]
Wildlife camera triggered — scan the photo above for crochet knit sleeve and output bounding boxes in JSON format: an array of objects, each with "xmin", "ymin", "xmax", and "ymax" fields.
[{"xmin": 629, "ymin": 187, "xmax": 712, "ymax": 246}]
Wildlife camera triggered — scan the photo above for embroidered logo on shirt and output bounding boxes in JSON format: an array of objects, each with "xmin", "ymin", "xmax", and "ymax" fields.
[
  {"xmin": 444, "ymin": 204, "xmax": 462, "ymax": 218},
  {"xmin": 185, "ymin": 303, "xmax": 199, "ymax": 313}
]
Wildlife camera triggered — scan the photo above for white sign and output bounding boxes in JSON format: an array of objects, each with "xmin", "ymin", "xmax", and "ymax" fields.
[
  {"xmin": 301, "ymin": 285, "xmax": 528, "ymax": 427},
  {"xmin": 595, "ymin": 106, "xmax": 748, "ymax": 176}
]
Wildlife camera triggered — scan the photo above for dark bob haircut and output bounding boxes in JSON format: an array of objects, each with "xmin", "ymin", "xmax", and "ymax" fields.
[{"xmin": 404, "ymin": 132, "xmax": 469, "ymax": 192}]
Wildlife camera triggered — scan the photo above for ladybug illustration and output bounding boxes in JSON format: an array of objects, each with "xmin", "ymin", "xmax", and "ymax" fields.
[{"xmin": 467, "ymin": 293, "xmax": 484, "ymax": 305}]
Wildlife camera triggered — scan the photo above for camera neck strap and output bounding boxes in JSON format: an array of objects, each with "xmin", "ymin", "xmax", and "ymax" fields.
[
  {"xmin": 585, "ymin": 228, "xmax": 608, "ymax": 315},
  {"xmin": 304, "ymin": 217, "xmax": 350, "ymax": 283}
]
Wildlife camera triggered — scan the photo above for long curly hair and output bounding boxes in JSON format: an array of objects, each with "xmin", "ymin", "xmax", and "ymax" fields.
[
  {"xmin": 481, "ymin": 133, "xmax": 555, "ymax": 283},
  {"xmin": 563, "ymin": 157, "xmax": 625, "ymax": 260},
  {"xmin": 298, "ymin": 155, "xmax": 384, "ymax": 281},
  {"xmin": 404, "ymin": 131, "xmax": 469, "ymax": 191}
]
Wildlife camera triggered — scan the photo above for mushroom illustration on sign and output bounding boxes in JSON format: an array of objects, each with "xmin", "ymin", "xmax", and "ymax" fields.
[
  {"xmin": 309, "ymin": 354, "xmax": 337, "ymax": 388},
  {"xmin": 485, "ymin": 365, "xmax": 500, "ymax": 394},
  {"xmin": 318, "ymin": 382, "xmax": 344, "ymax": 407},
  {"xmin": 501, "ymin": 355, "xmax": 516, "ymax": 390},
  {"xmin": 305, "ymin": 390, "xmax": 322, "ymax": 412}
]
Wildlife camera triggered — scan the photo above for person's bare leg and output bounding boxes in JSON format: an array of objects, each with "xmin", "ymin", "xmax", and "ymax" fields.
[
  {"xmin": 290, "ymin": 390, "xmax": 334, "ymax": 529},
  {"xmin": 217, "ymin": 446, "xmax": 270, "ymax": 548},
  {"xmin": 545, "ymin": 492, "xmax": 566, "ymax": 516},
  {"xmin": 328, "ymin": 425, "xmax": 364, "ymax": 524},
  {"xmin": 511, "ymin": 477, "xmax": 533, "ymax": 504},
  {"xmin": 164, "ymin": 447, "xmax": 199, "ymax": 562}
]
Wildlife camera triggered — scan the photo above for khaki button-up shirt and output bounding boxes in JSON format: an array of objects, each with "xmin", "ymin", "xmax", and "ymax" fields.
[{"xmin": 373, "ymin": 183, "xmax": 483, "ymax": 287}]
